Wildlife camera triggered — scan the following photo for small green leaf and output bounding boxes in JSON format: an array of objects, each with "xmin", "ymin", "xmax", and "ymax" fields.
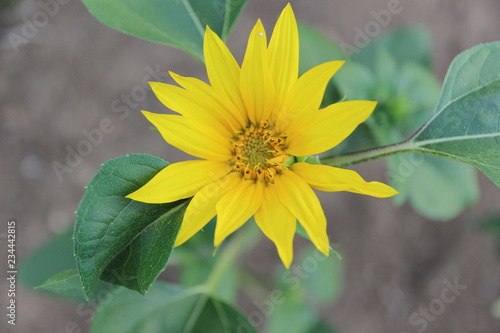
[
  {"xmin": 412, "ymin": 42, "xmax": 500, "ymax": 188},
  {"xmin": 35, "ymin": 270, "xmax": 85, "ymax": 298},
  {"xmin": 90, "ymin": 283, "xmax": 256, "ymax": 333},
  {"xmin": 19, "ymin": 225, "xmax": 75, "ymax": 287},
  {"xmin": 81, "ymin": 0, "xmax": 249, "ymax": 61},
  {"xmin": 74, "ymin": 154, "xmax": 187, "ymax": 298}
]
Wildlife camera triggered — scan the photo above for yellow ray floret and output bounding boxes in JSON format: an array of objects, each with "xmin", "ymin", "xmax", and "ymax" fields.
[{"xmin": 126, "ymin": 3, "xmax": 397, "ymax": 268}]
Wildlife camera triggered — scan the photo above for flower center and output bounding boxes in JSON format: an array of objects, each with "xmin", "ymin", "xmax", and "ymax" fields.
[{"xmin": 230, "ymin": 121, "xmax": 289, "ymax": 183}]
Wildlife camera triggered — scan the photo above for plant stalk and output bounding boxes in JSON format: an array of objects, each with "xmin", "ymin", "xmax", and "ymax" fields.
[
  {"xmin": 205, "ymin": 223, "xmax": 260, "ymax": 295},
  {"xmin": 320, "ymin": 140, "xmax": 419, "ymax": 167}
]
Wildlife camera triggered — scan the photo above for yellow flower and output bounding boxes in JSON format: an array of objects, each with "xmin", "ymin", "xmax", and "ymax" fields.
[{"xmin": 127, "ymin": 4, "xmax": 397, "ymax": 268}]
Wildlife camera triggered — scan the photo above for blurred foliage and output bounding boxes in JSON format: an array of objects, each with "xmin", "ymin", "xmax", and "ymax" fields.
[
  {"xmin": 299, "ymin": 24, "xmax": 480, "ymax": 221},
  {"xmin": 265, "ymin": 247, "xmax": 342, "ymax": 333},
  {"xmin": 90, "ymin": 282, "xmax": 256, "ymax": 333},
  {"xmin": 172, "ymin": 219, "xmax": 239, "ymax": 304},
  {"xmin": 19, "ymin": 225, "xmax": 75, "ymax": 288},
  {"xmin": 480, "ymin": 215, "xmax": 500, "ymax": 250},
  {"xmin": 0, "ymin": 0, "xmax": 18, "ymax": 12}
]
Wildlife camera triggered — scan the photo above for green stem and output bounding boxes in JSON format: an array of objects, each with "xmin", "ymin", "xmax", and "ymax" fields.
[
  {"xmin": 320, "ymin": 139, "xmax": 419, "ymax": 168},
  {"xmin": 205, "ymin": 223, "xmax": 260, "ymax": 295}
]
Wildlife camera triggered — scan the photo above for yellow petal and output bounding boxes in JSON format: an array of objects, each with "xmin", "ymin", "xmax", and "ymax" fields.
[
  {"xmin": 175, "ymin": 172, "xmax": 242, "ymax": 246},
  {"xmin": 240, "ymin": 20, "xmax": 275, "ymax": 124},
  {"xmin": 254, "ymin": 184, "xmax": 296, "ymax": 268},
  {"xmin": 149, "ymin": 81, "xmax": 232, "ymax": 137},
  {"xmin": 214, "ymin": 180, "xmax": 263, "ymax": 246},
  {"xmin": 142, "ymin": 111, "xmax": 232, "ymax": 161},
  {"xmin": 286, "ymin": 100, "xmax": 377, "ymax": 156},
  {"xmin": 277, "ymin": 61, "xmax": 344, "ymax": 133},
  {"xmin": 268, "ymin": 3, "xmax": 299, "ymax": 109},
  {"xmin": 275, "ymin": 170, "xmax": 329, "ymax": 255},
  {"xmin": 204, "ymin": 26, "xmax": 246, "ymax": 119},
  {"xmin": 127, "ymin": 160, "xmax": 230, "ymax": 203},
  {"xmin": 169, "ymin": 72, "xmax": 246, "ymax": 131},
  {"xmin": 292, "ymin": 162, "xmax": 398, "ymax": 197}
]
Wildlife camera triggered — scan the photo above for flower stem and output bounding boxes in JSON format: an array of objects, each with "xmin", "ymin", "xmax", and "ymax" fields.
[
  {"xmin": 320, "ymin": 140, "xmax": 419, "ymax": 167},
  {"xmin": 205, "ymin": 223, "xmax": 260, "ymax": 295}
]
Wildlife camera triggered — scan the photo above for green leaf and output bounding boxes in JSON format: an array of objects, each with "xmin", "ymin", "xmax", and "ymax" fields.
[
  {"xmin": 388, "ymin": 154, "xmax": 478, "ymax": 220},
  {"xmin": 90, "ymin": 283, "xmax": 256, "ymax": 333},
  {"xmin": 331, "ymin": 39, "xmax": 481, "ymax": 220},
  {"xmin": 19, "ymin": 225, "xmax": 75, "ymax": 287},
  {"xmin": 74, "ymin": 154, "xmax": 187, "ymax": 298},
  {"xmin": 81, "ymin": 0, "xmax": 249, "ymax": 61},
  {"xmin": 35, "ymin": 270, "xmax": 85, "ymax": 298},
  {"xmin": 305, "ymin": 321, "xmax": 339, "ymax": 333},
  {"xmin": 298, "ymin": 23, "xmax": 345, "ymax": 74},
  {"xmin": 392, "ymin": 62, "xmax": 442, "ymax": 133},
  {"xmin": 411, "ymin": 42, "xmax": 500, "ymax": 188},
  {"xmin": 176, "ymin": 225, "xmax": 239, "ymax": 303},
  {"xmin": 480, "ymin": 216, "xmax": 500, "ymax": 239},
  {"xmin": 333, "ymin": 61, "xmax": 376, "ymax": 101},
  {"xmin": 301, "ymin": 248, "xmax": 343, "ymax": 304},
  {"xmin": 351, "ymin": 27, "xmax": 431, "ymax": 68},
  {"xmin": 267, "ymin": 248, "xmax": 342, "ymax": 333},
  {"xmin": 266, "ymin": 287, "xmax": 315, "ymax": 333},
  {"xmin": 100, "ymin": 199, "xmax": 188, "ymax": 293}
]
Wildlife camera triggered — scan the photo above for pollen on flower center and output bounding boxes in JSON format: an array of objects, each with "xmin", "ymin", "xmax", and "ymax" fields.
[{"xmin": 230, "ymin": 120, "xmax": 289, "ymax": 183}]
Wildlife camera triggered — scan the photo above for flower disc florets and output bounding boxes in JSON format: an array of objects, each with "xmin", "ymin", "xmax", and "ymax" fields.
[{"xmin": 231, "ymin": 120, "xmax": 289, "ymax": 183}]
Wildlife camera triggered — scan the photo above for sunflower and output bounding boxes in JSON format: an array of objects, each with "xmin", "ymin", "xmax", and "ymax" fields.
[{"xmin": 127, "ymin": 4, "xmax": 397, "ymax": 268}]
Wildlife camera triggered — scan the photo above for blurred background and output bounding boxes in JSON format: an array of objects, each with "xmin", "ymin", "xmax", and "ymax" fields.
[{"xmin": 1, "ymin": 0, "xmax": 500, "ymax": 332}]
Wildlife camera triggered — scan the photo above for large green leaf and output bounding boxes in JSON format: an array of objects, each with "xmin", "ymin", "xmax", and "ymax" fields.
[
  {"xmin": 99, "ymin": 197, "xmax": 188, "ymax": 294},
  {"xmin": 91, "ymin": 283, "xmax": 256, "ymax": 333},
  {"xmin": 81, "ymin": 0, "xmax": 248, "ymax": 61},
  {"xmin": 411, "ymin": 42, "xmax": 500, "ymax": 187},
  {"xmin": 74, "ymin": 154, "xmax": 188, "ymax": 298}
]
